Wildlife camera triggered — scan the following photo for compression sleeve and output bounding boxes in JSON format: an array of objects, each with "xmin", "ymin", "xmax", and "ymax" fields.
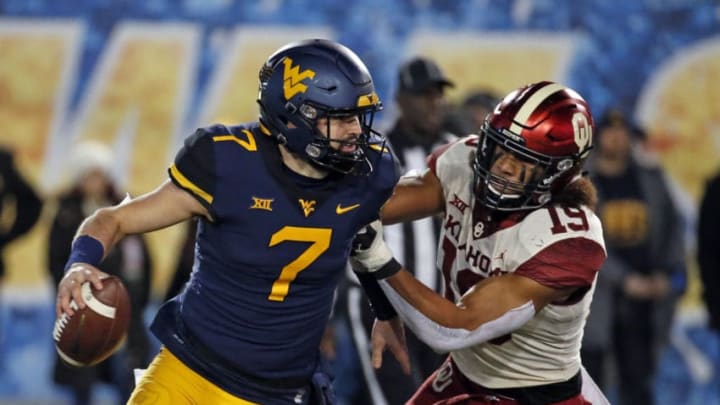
[{"xmin": 379, "ymin": 280, "xmax": 535, "ymax": 353}]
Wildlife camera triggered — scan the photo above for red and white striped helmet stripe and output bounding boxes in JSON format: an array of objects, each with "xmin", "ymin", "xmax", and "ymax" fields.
[{"xmin": 508, "ymin": 82, "xmax": 567, "ymax": 135}]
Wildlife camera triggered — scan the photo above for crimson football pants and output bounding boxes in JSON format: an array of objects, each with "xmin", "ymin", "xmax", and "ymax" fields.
[{"xmin": 406, "ymin": 357, "xmax": 591, "ymax": 405}]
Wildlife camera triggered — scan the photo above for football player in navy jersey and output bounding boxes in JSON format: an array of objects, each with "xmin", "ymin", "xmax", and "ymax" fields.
[
  {"xmin": 55, "ymin": 39, "xmax": 408, "ymax": 405},
  {"xmin": 352, "ymin": 82, "xmax": 611, "ymax": 404}
]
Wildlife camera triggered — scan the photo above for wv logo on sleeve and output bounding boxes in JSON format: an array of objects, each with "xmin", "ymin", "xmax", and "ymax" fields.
[{"xmin": 283, "ymin": 57, "xmax": 316, "ymax": 100}]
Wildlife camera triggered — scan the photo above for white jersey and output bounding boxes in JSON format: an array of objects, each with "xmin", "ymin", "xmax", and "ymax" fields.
[{"xmin": 429, "ymin": 135, "xmax": 606, "ymax": 389}]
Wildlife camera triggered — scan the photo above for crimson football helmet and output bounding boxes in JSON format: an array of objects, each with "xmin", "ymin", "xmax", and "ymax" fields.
[
  {"xmin": 473, "ymin": 81, "xmax": 594, "ymax": 211},
  {"xmin": 257, "ymin": 39, "xmax": 383, "ymax": 175}
]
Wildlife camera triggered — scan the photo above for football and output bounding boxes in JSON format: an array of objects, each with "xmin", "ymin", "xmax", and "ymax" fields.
[{"xmin": 53, "ymin": 275, "xmax": 131, "ymax": 367}]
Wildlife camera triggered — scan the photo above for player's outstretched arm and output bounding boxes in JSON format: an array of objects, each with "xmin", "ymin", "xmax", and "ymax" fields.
[
  {"xmin": 352, "ymin": 220, "xmax": 578, "ymax": 352},
  {"xmin": 380, "ymin": 168, "xmax": 444, "ymax": 225},
  {"xmin": 395, "ymin": 270, "xmax": 567, "ymax": 321},
  {"xmin": 83, "ymin": 179, "xmax": 208, "ymax": 242},
  {"xmin": 381, "ymin": 269, "xmax": 576, "ymax": 353},
  {"xmin": 56, "ymin": 180, "xmax": 208, "ymax": 317}
]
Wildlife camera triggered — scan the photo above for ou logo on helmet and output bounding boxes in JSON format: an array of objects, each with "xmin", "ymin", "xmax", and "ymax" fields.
[{"xmin": 572, "ymin": 112, "xmax": 593, "ymax": 155}]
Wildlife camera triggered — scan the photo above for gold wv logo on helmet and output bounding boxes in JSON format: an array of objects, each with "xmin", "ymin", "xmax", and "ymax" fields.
[{"xmin": 283, "ymin": 57, "xmax": 315, "ymax": 100}]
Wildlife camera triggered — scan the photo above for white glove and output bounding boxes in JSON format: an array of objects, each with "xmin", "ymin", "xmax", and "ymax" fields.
[{"xmin": 350, "ymin": 220, "xmax": 396, "ymax": 274}]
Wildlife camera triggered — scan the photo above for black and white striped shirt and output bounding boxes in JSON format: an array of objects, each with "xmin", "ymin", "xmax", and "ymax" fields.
[{"xmin": 383, "ymin": 125, "xmax": 457, "ymax": 294}]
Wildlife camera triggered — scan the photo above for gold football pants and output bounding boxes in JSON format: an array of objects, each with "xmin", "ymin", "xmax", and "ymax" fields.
[{"xmin": 127, "ymin": 346, "xmax": 259, "ymax": 405}]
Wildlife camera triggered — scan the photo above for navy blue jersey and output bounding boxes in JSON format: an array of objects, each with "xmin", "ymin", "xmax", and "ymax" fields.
[{"xmin": 151, "ymin": 122, "xmax": 398, "ymax": 399}]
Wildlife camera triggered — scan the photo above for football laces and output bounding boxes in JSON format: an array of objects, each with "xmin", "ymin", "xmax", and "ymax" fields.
[{"xmin": 52, "ymin": 300, "xmax": 79, "ymax": 342}]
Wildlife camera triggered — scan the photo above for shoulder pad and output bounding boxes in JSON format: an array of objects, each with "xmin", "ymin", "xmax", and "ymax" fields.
[
  {"xmin": 169, "ymin": 127, "xmax": 218, "ymax": 216},
  {"xmin": 370, "ymin": 143, "xmax": 400, "ymax": 186},
  {"xmin": 366, "ymin": 135, "xmax": 394, "ymax": 156},
  {"xmin": 428, "ymin": 135, "xmax": 477, "ymax": 175},
  {"xmin": 518, "ymin": 205, "xmax": 605, "ymax": 254},
  {"xmin": 514, "ymin": 205, "xmax": 606, "ymax": 288}
]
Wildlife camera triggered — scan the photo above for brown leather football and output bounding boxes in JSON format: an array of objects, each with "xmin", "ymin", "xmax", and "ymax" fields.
[{"xmin": 53, "ymin": 275, "xmax": 131, "ymax": 367}]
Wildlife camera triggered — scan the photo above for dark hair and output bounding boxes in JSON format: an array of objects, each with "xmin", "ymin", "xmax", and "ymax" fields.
[
  {"xmin": 598, "ymin": 108, "xmax": 646, "ymax": 140},
  {"xmin": 462, "ymin": 90, "xmax": 499, "ymax": 110},
  {"xmin": 551, "ymin": 176, "xmax": 598, "ymax": 211},
  {"xmin": 69, "ymin": 182, "xmax": 122, "ymax": 205},
  {"xmin": 397, "ymin": 57, "xmax": 454, "ymax": 93}
]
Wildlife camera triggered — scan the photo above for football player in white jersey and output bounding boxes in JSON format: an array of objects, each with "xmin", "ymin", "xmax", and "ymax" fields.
[{"xmin": 353, "ymin": 82, "xmax": 609, "ymax": 405}]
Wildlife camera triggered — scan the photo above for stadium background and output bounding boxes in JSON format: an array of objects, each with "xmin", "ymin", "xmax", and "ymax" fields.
[{"xmin": 0, "ymin": 0, "xmax": 718, "ymax": 403}]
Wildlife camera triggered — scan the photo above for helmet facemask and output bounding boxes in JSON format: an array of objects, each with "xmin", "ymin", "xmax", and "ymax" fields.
[
  {"xmin": 293, "ymin": 102, "xmax": 383, "ymax": 175},
  {"xmin": 473, "ymin": 123, "xmax": 580, "ymax": 211}
]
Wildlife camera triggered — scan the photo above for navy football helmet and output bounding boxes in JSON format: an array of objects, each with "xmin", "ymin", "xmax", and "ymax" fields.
[
  {"xmin": 473, "ymin": 81, "xmax": 594, "ymax": 211},
  {"xmin": 257, "ymin": 39, "xmax": 383, "ymax": 175}
]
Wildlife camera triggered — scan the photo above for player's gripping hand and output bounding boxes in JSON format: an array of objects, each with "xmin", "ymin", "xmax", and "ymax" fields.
[
  {"xmin": 350, "ymin": 220, "xmax": 401, "ymax": 278},
  {"xmin": 56, "ymin": 264, "xmax": 109, "ymax": 317},
  {"xmin": 372, "ymin": 318, "xmax": 411, "ymax": 375}
]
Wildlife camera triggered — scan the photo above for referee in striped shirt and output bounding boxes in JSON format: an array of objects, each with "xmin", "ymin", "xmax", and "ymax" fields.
[{"xmin": 342, "ymin": 56, "xmax": 456, "ymax": 405}]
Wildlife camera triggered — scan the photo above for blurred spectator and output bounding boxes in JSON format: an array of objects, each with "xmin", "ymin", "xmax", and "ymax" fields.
[
  {"xmin": 581, "ymin": 110, "xmax": 686, "ymax": 405},
  {"xmin": 698, "ymin": 170, "xmax": 720, "ymax": 332},
  {"xmin": 460, "ymin": 90, "xmax": 499, "ymax": 131},
  {"xmin": 0, "ymin": 146, "xmax": 43, "ymax": 377},
  {"xmin": 0, "ymin": 146, "xmax": 43, "ymax": 282},
  {"xmin": 443, "ymin": 89, "xmax": 500, "ymax": 135},
  {"xmin": 47, "ymin": 141, "xmax": 153, "ymax": 405},
  {"xmin": 338, "ymin": 56, "xmax": 455, "ymax": 405}
]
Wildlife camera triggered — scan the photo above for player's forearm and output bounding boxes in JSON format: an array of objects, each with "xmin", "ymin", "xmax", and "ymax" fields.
[
  {"xmin": 381, "ymin": 170, "xmax": 444, "ymax": 225},
  {"xmin": 379, "ymin": 271, "xmax": 535, "ymax": 352},
  {"xmin": 384, "ymin": 270, "xmax": 470, "ymax": 329},
  {"xmin": 381, "ymin": 199, "xmax": 440, "ymax": 225},
  {"xmin": 75, "ymin": 207, "xmax": 125, "ymax": 254},
  {"xmin": 77, "ymin": 181, "xmax": 204, "ymax": 248}
]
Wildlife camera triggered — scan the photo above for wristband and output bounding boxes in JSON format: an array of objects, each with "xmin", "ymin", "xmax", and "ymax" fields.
[
  {"xmin": 355, "ymin": 272, "xmax": 397, "ymax": 320},
  {"xmin": 64, "ymin": 235, "xmax": 105, "ymax": 272},
  {"xmin": 372, "ymin": 257, "xmax": 402, "ymax": 280}
]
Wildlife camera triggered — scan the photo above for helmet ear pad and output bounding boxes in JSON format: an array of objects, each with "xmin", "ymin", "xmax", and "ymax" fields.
[{"xmin": 266, "ymin": 101, "xmax": 320, "ymax": 153}]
